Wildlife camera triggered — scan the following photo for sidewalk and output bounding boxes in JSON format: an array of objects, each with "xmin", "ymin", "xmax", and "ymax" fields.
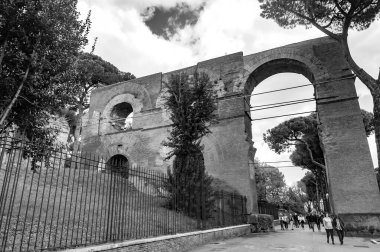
[{"xmin": 187, "ymin": 225, "xmax": 380, "ymax": 252}]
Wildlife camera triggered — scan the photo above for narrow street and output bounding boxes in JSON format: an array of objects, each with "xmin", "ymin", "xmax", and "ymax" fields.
[{"xmin": 187, "ymin": 225, "xmax": 380, "ymax": 252}]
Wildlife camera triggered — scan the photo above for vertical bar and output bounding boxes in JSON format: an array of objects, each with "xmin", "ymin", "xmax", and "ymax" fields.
[
  {"xmin": 78, "ymin": 152, "xmax": 90, "ymax": 245},
  {"xmin": 0, "ymin": 137, "xmax": 17, "ymax": 231},
  {"xmin": 56, "ymin": 149, "xmax": 71, "ymax": 248},
  {"xmin": 69, "ymin": 147, "xmax": 83, "ymax": 247},
  {"xmin": 1, "ymin": 136, "xmax": 24, "ymax": 251},
  {"xmin": 87, "ymin": 153, "xmax": 98, "ymax": 245},
  {"xmin": 47, "ymin": 146, "xmax": 64, "ymax": 249},
  {"xmin": 119, "ymin": 162, "xmax": 126, "ymax": 240},
  {"xmin": 33, "ymin": 144, "xmax": 52, "ymax": 251},
  {"xmin": 101, "ymin": 157, "xmax": 109, "ymax": 243},
  {"xmin": 101, "ymin": 155, "xmax": 108, "ymax": 243},
  {"xmin": 12, "ymin": 139, "xmax": 31, "ymax": 251},
  {"xmin": 26, "ymin": 143, "xmax": 45, "ymax": 251},
  {"xmin": 106, "ymin": 160, "xmax": 114, "ymax": 241},
  {"xmin": 64, "ymin": 145, "xmax": 80, "ymax": 247},
  {"xmin": 40, "ymin": 146, "xmax": 60, "ymax": 249}
]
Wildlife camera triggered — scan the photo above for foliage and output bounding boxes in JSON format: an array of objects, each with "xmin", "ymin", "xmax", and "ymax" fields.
[
  {"xmin": 254, "ymin": 159, "xmax": 287, "ymax": 204},
  {"xmin": 165, "ymin": 152, "xmax": 214, "ymax": 219},
  {"xmin": 162, "ymin": 72, "xmax": 217, "ymax": 219},
  {"xmin": 68, "ymin": 52, "xmax": 135, "ymax": 145},
  {"xmin": 284, "ymin": 184, "xmax": 308, "ymax": 214},
  {"xmin": 162, "ymin": 72, "xmax": 217, "ymax": 158},
  {"xmin": 259, "ymin": 0, "xmax": 380, "ymax": 173},
  {"xmin": 70, "ymin": 52, "xmax": 135, "ymax": 112},
  {"xmin": 0, "ymin": 0, "xmax": 89, "ymax": 145},
  {"xmin": 263, "ymin": 111, "xmax": 374, "ymax": 211}
]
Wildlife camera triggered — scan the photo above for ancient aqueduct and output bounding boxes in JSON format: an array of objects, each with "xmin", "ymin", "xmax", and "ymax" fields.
[{"xmin": 82, "ymin": 36, "xmax": 380, "ymax": 232}]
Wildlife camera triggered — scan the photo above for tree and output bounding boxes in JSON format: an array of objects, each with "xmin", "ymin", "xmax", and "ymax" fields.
[
  {"xmin": 301, "ymin": 171, "xmax": 324, "ymax": 211},
  {"xmin": 285, "ymin": 184, "xmax": 308, "ymax": 214},
  {"xmin": 69, "ymin": 52, "xmax": 135, "ymax": 148},
  {"xmin": 0, "ymin": 0, "xmax": 89, "ymax": 142},
  {"xmin": 162, "ymin": 72, "xmax": 217, "ymax": 220},
  {"xmin": 259, "ymin": 0, "xmax": 380, "ymax": 170},
  {"xmin": 254, "ymin": 159, "xmax": 287, "ymax": 204},
  {"xmin": 375, "ymin": 167, "xmax": 380, "ymax": 190},
  {"xmin": 263, "ymin": 111, "xmax": 374, "ymax": 211}
]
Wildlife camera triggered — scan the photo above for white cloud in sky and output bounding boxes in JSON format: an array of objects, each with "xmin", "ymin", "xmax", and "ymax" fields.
[{"xmin": 77, "ymin": 0, "xmax": 380, "ymax": 185}]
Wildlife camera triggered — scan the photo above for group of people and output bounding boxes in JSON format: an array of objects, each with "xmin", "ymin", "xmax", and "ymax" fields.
[{"xmin": 279, "ymin": 211, "xmax": 345, "ymax": 245}]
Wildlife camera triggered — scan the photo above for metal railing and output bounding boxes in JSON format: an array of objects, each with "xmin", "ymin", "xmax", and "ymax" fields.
[
  {"xmin": 258, "ymin": 201, "xmax": 279, "ymax": 220},
  {"xmin": 0, "ymin": 136, "xmax": 247, "ymax": 251}
]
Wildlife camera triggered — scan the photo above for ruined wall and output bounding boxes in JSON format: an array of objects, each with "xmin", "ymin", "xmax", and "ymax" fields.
[{"xmin": 82, "ymin": 36, "xmax": 380, "ymax": 223}]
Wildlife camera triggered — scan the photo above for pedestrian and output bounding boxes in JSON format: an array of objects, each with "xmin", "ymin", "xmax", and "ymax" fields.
[
  {"xmin": 290, "ymin": 215, "xmax": 294, "ymax": 230},
  {"xmin": 332, "ymin": 214, "xmax": 345, "ymax": 245},
  {"xmin": 306, "ymin": 214, "xmax": 311, "ymax": 229},
  {"xmin": 309, "ymin": 214, "xmax": 315, "ymax": 232},
  {"xmin": 323, "ymin": 213, "xmax": 334, "ymax": 245},
  {"xmin": 293, "ymin": 213, "xmax": 299, "ymax": 228},
  {"xmin": 316, "ymin": 212, "xmax": 321, "ymax": 231},
  {"xmin": 280, "ymin": 214, "xmax": 284, "ymax": 230},
  {"xmin": 299, "ymin": 215, "xmax": 305, "ymax": 229},
  {"xmin": 283, "ymin": 214, "xmax": 289, "ymax": 230}
]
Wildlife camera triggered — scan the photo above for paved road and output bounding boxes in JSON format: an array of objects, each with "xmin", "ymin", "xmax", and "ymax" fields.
[{"xmin": 187, "ymin": 226, "xmax": 380, "ymax": 252}]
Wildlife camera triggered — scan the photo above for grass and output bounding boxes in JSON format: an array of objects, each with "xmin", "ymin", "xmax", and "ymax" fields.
[{"xmin": 0, "ymin": 150, "xmax": 200, "ymax": 251}]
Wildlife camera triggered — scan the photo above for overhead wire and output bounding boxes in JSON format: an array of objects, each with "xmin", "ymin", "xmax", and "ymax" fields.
[{"xmin": 10, "ymin": 75, "xmax": 351, "ymax": 131}]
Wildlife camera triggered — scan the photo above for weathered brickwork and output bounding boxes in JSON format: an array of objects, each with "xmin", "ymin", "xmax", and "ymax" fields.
[
  {"xmin": 82, "ymin": 36, "xmax": 380, "ymax": 233},
  {"xmin": 62, "ymin": 225, "xmax": 251, "ymax": 252}
]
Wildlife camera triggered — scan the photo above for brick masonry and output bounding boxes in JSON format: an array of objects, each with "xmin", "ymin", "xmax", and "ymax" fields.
[
  {"xmin": 82, "ymin": 36, "xmax": 380, "ymax": 232},
  {"xmin": 62, "ymin": 225, "xmax": 251, "ymax": 252}
]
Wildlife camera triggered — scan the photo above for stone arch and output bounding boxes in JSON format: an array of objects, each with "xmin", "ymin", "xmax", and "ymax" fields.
[
  {"xmin": 107, "ymin": 154, "xmax": 129, "ymax": 177},
  {"xmin": 101, "ymin": 93, "xmax": 143, "ymax": 134},
  {"xmin": 242, "ymin": 48, "xmax": 331, "ymax": 94}
]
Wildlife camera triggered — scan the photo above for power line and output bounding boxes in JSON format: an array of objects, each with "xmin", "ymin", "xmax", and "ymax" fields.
[
  {"xmin": 254, "ymin": 161, "xmax": 292, "ymax": 164},
  {"xmin": 251, "ymin": 111, "xmax": 316, "ymax": 121},
  {"xmin": 251, "ymin": 84, "xmax": 313, "ymax": 96},
  {"xmin": 250, "ymin": 99, "xmax": 315, "ymax": 112},
  {"xmin": 77, "ymin": 75, "xmax": 354, "ymax": 128},
  {"xmin": 251, "ymin": 98, "xmax": 314, "ymax": 108}
]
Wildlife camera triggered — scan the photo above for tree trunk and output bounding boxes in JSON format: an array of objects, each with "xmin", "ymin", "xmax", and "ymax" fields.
[
  {"xmin": 339, "ymin": 36, "xmax": 380, "ymax": 168},
  {"xmin": 315, "ymin": 179, "xmax": 320, "ymax": 211},
  {"xmin": 373, "ymin": 94, "xmax": 380, "ymax": 168},
  {"xmin": 0, "ymin": 39, "xmax": 7, "ymax": 73},
  {"xmin": 0, "ymin": 66, "xmax": 30, "ymax": 128},
  {"xmin": 72, "ymin": 104, "xmax": 83, "ymax": 151}
]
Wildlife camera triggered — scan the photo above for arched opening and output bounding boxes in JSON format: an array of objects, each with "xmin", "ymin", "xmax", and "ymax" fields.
[
  {"xmin": 107, "ymin": 154, "xmax": 129, "ymax": 178},
  {"xmin": 110, "ymin": 102, "xmax": 134, "ymax": 131},
  {"xmin": 246, "ymin": 59, "xmax": 316, "ymax": 208}
]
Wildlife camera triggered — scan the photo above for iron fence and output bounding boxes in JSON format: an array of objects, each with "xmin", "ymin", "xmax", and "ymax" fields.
[
  {"xmin": 0, "ymin": 136, "xmax": 247, "ymax": 251},
  {"xmin": 258, "ymin": 201, "xmax": 279, "ymax": 220}
]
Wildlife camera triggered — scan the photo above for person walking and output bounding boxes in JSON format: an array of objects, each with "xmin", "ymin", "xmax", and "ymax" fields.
[
  {"xmin": 332, "ymin": 214, "xmax": 345, "ymax": 245},
  {"xmin": 299, "ymin": 215, "xmax": 305, "ymax": 229},
  {"xmin": 290, "ymin": 215, "xmax": 294, "ymax": 230},
  {"xmin": 316, "ymin": 212, "xmax": 322, "ymax": 231},
  {"xmin": 280, "ymin": 214, "xmax": 284, "ymax": 230},
  {"xmin": 283, "ymin": 214, "xmax": 289, "ymax": 230},
  {"xmin": 323, "ymin": 213, "xmax": 334, "ymax": 245},
  {"xmin": 309, "ymin": 214, "xmax": 315, "ymax": 232}
]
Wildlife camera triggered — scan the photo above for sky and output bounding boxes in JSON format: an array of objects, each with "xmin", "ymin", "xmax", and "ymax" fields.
[{"xmin": 77, "ymin": 0, "xmax": 380, "ymax": 186}]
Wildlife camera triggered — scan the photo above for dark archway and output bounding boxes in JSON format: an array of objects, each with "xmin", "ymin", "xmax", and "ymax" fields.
[
  {"xmin": 110, "ymin": 102, "xmax": 133, "ymax": 131},
  {"xmin": 107, "ymin": 154, "xmax": 129, "ymax": 178}
]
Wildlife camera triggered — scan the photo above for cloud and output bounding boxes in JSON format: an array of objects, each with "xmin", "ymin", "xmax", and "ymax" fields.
[
  {"xmin": 141, "ymin": 2, "xmax": 205, "ymax": 40},
  {"xmin": 77, "ymin": 0, "xmax": 380, "ymax": 183}
]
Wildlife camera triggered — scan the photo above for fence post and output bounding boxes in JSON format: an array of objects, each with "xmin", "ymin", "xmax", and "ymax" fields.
[{"xmin": 221, "ymin": 191, "xmax": 225, "ymax": 227}]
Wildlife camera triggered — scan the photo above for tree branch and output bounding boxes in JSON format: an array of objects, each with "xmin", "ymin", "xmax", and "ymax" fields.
[
  {"xmin": 0, "ymin": 39, "xmax": 7, "ymax": 74},
  {"xmin": 333, "ymin": 0, "xmax": 348, "ymax": 16},
  {"xmin": 279, "ymin": 3, "xmax": 340, "ymax": 40},
  {"xmin": 294, "ymin": 137, "xmax": 326, "ymax": 170}
]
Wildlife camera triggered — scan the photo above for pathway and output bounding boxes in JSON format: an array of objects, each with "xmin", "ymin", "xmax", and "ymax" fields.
[{"xmin": 187, "ymin": 225, "xmax": 380, "ymax": 252}]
